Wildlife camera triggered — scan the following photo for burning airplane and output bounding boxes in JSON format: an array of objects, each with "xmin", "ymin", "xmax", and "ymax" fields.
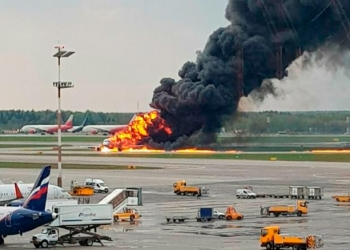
[{"xmin": 100, "ymin": 0, "xmax": 350, "ymax": 152}]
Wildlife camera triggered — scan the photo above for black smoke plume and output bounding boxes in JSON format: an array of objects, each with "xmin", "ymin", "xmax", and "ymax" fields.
[{"xmin": 149, "ymin": 0, "xmax": 350, "ymax": 149}]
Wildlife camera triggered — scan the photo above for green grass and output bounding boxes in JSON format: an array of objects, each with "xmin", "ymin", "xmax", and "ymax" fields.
[
  {"xmin": 3, "ymin": 134, "xmax": 350, "ymax": 144},
  {"xmin": 0, "ymin": 162, "xmax": 160, "ymax": 170},
  {"xmin": 0, "ymin": 135, "xmax": 103, "ymax": 143},
  {"xmin": 218, "ymin": 135, "xmax": 350, "ymax": 144}
]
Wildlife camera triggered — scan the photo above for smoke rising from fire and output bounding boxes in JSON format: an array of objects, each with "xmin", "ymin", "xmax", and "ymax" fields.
[{"xmin": 146, "ymin": 0, "xmax": 350, "ymax": 149}]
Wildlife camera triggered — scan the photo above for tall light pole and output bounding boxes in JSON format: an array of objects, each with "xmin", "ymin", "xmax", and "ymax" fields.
[{"xmin": 53, "ymin": 45, "xmax": 75, "ymax": 188}]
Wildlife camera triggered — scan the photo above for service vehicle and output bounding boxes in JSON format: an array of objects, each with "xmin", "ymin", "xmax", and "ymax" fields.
[
  {"xmin": 85, "ymin": 178, "xmax": 109, "ymax": 193},
  {"xmin": 70, "ymin": 180, "xmax": 94, "ymax": 196},
  {"xmin": 225, "ymin": 206, "xmax": 244, "ymax": 220},
  {"xmin": 236, "ymin": 188, "xmax": 257, "ymax": 199},
  {"xmin": 213, "ymin": 210, "xmax": 225, "ymax": 219},
  {"xmin": 30, "ymin": 204, "xmax": 113, "ymax": 248},
  {"xmin": 196, "ymin": 207, "xmax": 214, "ymax": 222},
  {"xmin": 260, "ymin": 225, "xmax": 323, "ymax": 250},
  {"xmin": 260, "ymin": 200, "xmax": 308, "ymax": 217},
  {"xmin": 332, "ymin": 195, "xmax": 350, "ymax": 202},
  {"xmin": 173, "ymin": 180, "xmax": 209, "ymax": 196},
  {"xmin": 114, "ymin": 207, "xmax": 142, "ymax": 222}
]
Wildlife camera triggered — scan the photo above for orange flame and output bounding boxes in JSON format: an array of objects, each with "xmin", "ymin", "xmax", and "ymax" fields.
[{"xmin": 106, "ymin": 110, "xmax": 172, "ymax": 151}]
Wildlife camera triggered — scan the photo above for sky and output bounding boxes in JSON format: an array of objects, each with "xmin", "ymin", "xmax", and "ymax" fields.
[{"xmin": 1, "ymin": 0, "xmax": 350, "ymax": 113}]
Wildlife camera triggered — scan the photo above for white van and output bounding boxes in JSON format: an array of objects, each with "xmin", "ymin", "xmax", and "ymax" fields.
[
  {"xmin": 236, "ymin": 189, "xmax": 257, "ymax": 199},
  {"xmin": 85, "ymin": 178, "xmax": 109, "ymax": 193}
]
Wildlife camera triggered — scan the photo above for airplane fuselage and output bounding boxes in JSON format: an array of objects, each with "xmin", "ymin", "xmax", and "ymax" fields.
[{"xmin": 0, "ymin": 207, "xmax": 54, "ymax": 236}]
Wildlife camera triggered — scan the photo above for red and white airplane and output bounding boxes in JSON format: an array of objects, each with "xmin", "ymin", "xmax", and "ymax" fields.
[
  {"xmin": 82, "ymin": 114, "xmax": 136, "ymax": 135},
  {"xmin": 20, "ymin": 114, "xmax": 74, "ymax": 134}
]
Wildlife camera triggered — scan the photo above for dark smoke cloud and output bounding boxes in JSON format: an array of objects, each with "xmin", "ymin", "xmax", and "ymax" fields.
[{"xmin": 149, "ymin": 0, "xmax": 350, "ymax": 149}]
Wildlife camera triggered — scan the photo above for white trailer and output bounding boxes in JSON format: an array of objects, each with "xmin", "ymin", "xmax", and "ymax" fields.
[
  {"xmin": 31, "ymin": 204, "xmax": 113, "ymax": 248},
  {"xmin": 45, "ymin": 199, "xmax": 78, "ymax": 212}
]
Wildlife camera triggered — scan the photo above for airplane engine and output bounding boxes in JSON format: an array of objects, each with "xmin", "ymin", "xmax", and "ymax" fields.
[
  {"xmin": 29, "ymin": 129, "xmax": 36, "ymax": 134},
  {"xmin": 91, "ymin": 130, "xmax": 98, "ymax": 135}
]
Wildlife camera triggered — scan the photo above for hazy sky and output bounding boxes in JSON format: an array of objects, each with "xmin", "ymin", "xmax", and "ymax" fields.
[{"xmin": 1, "ymin": 1, "xmax": 350, "ymax": 113}]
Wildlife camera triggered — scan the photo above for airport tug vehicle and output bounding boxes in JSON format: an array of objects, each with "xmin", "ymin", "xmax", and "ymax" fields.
[
  {"xmin": 260, "ymin": 200, "xmax": 308, "ymax": 217},
  {"xmin": 114, "ymin": 207, "xmax": 142, "ymax": 222},
  {"xmin": 225, "ymin": 206, "xmax": 244, "ymax": 220},
  {"xmin": 260, "ymin": 225, "xmax": 323, "ymax": 250}
]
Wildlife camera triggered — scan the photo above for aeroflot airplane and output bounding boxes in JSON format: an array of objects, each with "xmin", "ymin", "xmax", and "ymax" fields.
[
  {"xmin": 0, "ymin": 165, "xmax": 57, "ymax": 245},
  {"xmin": 82, "ymin": 114, "xmax": 137, "ymax": 135},
  {"xmin": 19, "ymin": 114, "xmax": 74, "ymax": 134},
  {"xmin": 0, "ymin": 183, "xmax": 72, "ymax": 206}
]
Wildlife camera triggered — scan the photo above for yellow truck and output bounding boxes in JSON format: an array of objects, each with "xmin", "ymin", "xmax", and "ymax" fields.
[
  {"xmin": 114, "ymin": 207, "xmax": 141, "ymax": 222},
  {"xmin": 260, "ymin": 225, "xmax": 323, "ymax": 250},
  {"xmin": 173, "ymin": 180, "xmax": 208, "ymax": 196},
  {"xmin": 260, "ymin": 200, "xmax": 308, "ymax": 217}
]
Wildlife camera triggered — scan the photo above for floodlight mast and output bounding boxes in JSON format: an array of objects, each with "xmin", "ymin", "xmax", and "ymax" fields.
[{"xmin": 53, "ymin": 45, "xmax": 75, "ymax": 188}]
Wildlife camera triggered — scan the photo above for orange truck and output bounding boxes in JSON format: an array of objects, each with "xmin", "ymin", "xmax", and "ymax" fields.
[
  {"xmin": 260, "ymin": 200, "xmax": 308, "ymax": 217},
  {"xmin": 260, "ymin": 225, "xmax": 323, "ymax": 250},
  {"xmin": 173, "ymin": 180, "xmax": 208, "ymax": 196}
]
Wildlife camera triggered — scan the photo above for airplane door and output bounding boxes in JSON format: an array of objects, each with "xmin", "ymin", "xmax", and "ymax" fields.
[
  {"xmin": 5, "ymin": 212, "xmax": 12, "ymax": 227},
  {"xmin": 54, "ymin": 188, "xmax": 58, "ymax": 198}
]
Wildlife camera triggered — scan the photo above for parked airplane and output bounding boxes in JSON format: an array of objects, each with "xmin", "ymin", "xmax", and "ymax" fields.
[
  {"xmin": 82, "ymin": 114, "xmax": 137, "ymax": 135},
  {"xmin": 0, "ymin": 165, "xmax": 57, "ymax": 245},
  {"xmin": 67, "ymin": 115, "xmax": 88, "ymax": 133},
  {"xmin": 19, "ymin": 114, "xmax": 74, "ymax": 134},
  {"xmin": 1, "ymin": 183, "xmax": 72, "ymax": 206}
]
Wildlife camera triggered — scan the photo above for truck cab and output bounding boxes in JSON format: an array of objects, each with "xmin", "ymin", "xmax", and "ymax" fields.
[
  {"xmin": 296, "ymin": 200, "xmax": 308, "ymax": 215},
  {"xmin": 260, "ymin": 225, "xmax": 281, "ymax": 249},
  {"xmin": 85, "ymin": 178, "xmax": 109, "ymax": 193},
  {"xmin": 32, "ymin": 227, "xmax": 60, "ymax": 248}
]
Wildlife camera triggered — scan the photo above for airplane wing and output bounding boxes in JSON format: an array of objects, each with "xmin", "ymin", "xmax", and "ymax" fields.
[{"xmin": 26, "ymin": 126, "xmax": 51, "ymax": 133}]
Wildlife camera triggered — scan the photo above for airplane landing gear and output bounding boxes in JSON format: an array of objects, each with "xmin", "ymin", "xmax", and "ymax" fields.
[{"xmin": 0, "ymin": 235, "xmax": 4, "ymax": 245}]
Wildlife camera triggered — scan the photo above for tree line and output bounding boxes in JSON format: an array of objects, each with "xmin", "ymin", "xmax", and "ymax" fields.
[{"xmin": 1, "ymin": 109, "xmax": 350, "ymax": 134}]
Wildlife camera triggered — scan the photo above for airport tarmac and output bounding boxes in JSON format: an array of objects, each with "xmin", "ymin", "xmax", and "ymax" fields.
[{"xmin": 1, "ymin": 157, "xmax": 350, "ymax": 249}]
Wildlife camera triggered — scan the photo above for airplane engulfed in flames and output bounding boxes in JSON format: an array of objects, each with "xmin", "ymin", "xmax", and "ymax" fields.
[{"xmin": 101, "ymin": 110, "xmax": 172, "ymax": 152}]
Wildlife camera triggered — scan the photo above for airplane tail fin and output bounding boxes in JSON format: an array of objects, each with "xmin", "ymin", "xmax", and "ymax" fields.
[
  {"xmin": 64, "ymin": 114, "xmax": 74, "ymax": 127},
  {"xmin": 14, "ymin": 182, "xmax": 24, "ymax": 199},
  {"xmin": 22, "ymin": 165, "xmax": 51, "ymax": 211},
  {"xmin": 81, "ymin": 115, "xmax": 89, "ymax": 127}
]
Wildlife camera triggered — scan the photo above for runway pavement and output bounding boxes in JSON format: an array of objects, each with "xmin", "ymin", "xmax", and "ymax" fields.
[{"xmin": 1, "ymin": 156, "xmax": 350, "ymax": 249}]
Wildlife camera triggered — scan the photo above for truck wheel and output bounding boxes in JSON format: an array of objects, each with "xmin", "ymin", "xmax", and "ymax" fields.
[
  {"xmin": 297, "ymin": 211, "xmax": 302, "ymax": 217},
  {"xmin": 86, "ymin": 239, "xmax": 93, "ymax": 246},
  {"xmin": 130, "ymin": 215, "xmax": 135, "ymax": 222},
  {"xmin": 292, "ymin": 245, "xmax": 299, "ymax": 250},
  {"xmin": 274, "ymin": 213, "xmax": 280, "ymax": 217},
  {"xmin": 34, "ymin": 243, "xmax": 40, "ymax": 248},
  {"xmin": 176, "ymin": 192, "xmax": 180, "ymax": 195},
  {"xmin": 266, "ymin": 242, "xmax": 273, "ymax": 250},
  {"xmin": 79, "ymin": 240, "xmax": 86, "ymax": 246},
  {"xmin": 104, "ymin": 189, "xmax": 109, "ymax": 193},
  {"xmin": 218, "ymin": 215, "xmax": 224, "ymax": 220},
  {"xmin": 41, "ymin": 240, "xmax": 49, "ymax": 248},
  {"xmin": 114, "ymin": 216, "xmax": 119, "ymax": 222},
  {"xmin": 226, "ymin": 216, "xmax": 232, "ymax": 221},
  {"xmin": 236, "ymin": 195, "xmax": 240, "ymax": 199}
]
